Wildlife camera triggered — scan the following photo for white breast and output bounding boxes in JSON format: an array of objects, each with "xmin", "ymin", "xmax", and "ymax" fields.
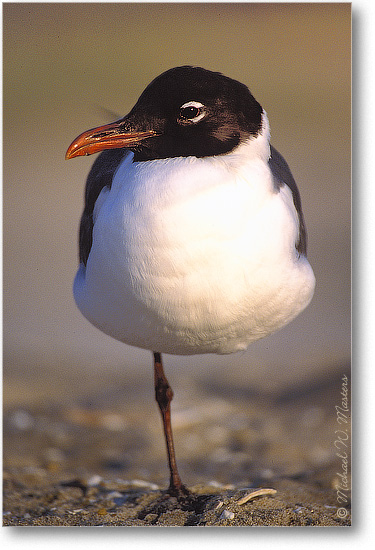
[{"xmin": 74, "ymin": 120, "xmax": 315, "ymax": 355}]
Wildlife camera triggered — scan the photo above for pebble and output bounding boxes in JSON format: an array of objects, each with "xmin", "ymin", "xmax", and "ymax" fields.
[
  {"xmin": 130, "ymin": 479, "xmax": 159, "ymax": 490},
  {"xmin": 9, "ymin": 409, "xmax": 35, "ymax": 430},
  {"xmin": 87, "ymin": 475, "xmax": 103, "ymax": 487},
  {"xmin": 106, "ymin": 491, "xmax": 123, "ymax": 499},
  {"xmin": 101, "ymin": 413, "xmax": 127, "ymax": 431},
  {"xmin": 220, "ymin": 509, "xmax": 235, "ymax": 520}
]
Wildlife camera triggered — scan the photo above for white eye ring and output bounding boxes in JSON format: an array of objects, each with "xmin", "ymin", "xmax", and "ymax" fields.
[{"xmin": 179, "ymin": 101, "xmax": 206, "ymax": 123}]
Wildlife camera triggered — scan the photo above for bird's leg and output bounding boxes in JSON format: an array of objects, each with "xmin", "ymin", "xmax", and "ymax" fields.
[{"xmin": 153, "ymin": 351, "xmax": 190, "ymax": 499}]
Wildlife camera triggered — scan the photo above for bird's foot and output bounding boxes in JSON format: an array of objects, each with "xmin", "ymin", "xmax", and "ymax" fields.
[{"xmin": 166, "ymin": 481, "xmax": 192, "ymax": 503}]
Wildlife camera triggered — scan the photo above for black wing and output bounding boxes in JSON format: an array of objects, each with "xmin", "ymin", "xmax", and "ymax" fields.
[
  {"xmin": 78, "ymin": 149, "xmax": 129, "ymax": 265},
  {"xmin": 268, "ymin": 145, "xmax": 307, "ymax": 256}
]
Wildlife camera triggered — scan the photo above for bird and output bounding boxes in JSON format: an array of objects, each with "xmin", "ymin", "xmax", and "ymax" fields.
[{"xmin": 66, "ymin": 66, "xmax": 315, "ymax": 500}]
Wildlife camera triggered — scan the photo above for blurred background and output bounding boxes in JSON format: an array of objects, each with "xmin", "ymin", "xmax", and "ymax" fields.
[{"xmin": 3, "ymin": 3, "xmax": 351, "ymax": 409}]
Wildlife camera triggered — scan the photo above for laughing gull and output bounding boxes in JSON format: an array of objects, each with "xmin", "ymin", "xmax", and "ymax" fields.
[{"xmin": 66, "ymin": 66, "xmax": 315, "ymax": 499}]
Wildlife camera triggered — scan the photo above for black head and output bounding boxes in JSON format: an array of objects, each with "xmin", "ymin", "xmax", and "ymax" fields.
[
  {"xmin": 66, "ymin": 66, "xmax": 263, "ymax": 161},
  {"xmin": 129, "ymin": 66, "xmax": 263, "ymax": 160}
]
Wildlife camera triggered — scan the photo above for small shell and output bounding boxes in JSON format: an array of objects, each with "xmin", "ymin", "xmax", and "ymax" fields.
[{"xmin": 237, "ymin": 488, "xmax": 277, "ymax": 505}]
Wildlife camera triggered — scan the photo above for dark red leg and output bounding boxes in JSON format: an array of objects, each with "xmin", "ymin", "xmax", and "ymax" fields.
[{"xmin": 153, "ymin": 351, "xmax": 190, "ymax": 498}]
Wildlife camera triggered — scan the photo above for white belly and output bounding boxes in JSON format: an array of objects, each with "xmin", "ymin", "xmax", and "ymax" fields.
[{"xmin": 74, "ymin": 151, "xmax": 315, "ymax": 355}]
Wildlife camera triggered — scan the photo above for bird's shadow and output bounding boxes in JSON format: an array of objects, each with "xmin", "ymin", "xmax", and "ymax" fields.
[
  {"xmin": 60, "ymin": 479, "xmax": 214, "ymax": 526},
  {"xmin": 136, "ymin": 490, "xmax": 214, "ymax": 526}
]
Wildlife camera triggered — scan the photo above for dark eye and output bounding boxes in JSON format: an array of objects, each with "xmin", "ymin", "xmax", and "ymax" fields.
[
  {"xmin": 179, "ymin": 101, "xmax": 206, "ymax": 124},
  {"xmin": 181, "ymin": 106, "xmax": 200, "ymax": 119}
]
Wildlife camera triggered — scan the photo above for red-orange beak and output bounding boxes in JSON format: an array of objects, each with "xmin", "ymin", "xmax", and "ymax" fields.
[{"xmin": 65, "ymin": 118, "xmax": 158, "ymax": 159}]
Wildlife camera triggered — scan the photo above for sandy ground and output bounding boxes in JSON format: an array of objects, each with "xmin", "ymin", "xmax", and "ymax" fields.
[{"xmin": 3, "ymin": 368, "xmax": 351, "ymax": 527}]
